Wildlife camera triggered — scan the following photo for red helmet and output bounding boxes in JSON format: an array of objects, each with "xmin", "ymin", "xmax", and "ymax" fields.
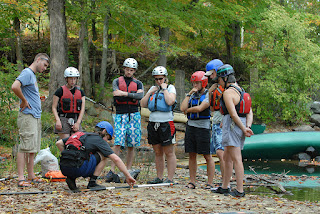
[{"xmin": 190, "ymin": 71, "xmax": 208, "ymax": 88}]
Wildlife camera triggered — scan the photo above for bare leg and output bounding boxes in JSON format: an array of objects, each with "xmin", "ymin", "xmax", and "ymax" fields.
[
  {"xmin": 163, "ymin": 144, "xmax": 176, "ymax": 181},
  {"xmin": 126, "ymin": 147, "xmax": 134, "ymax": 170},
  {"xmin": 153, "ymin": 144, "xmax": 164, "ymax": 179},
  {"xmin": 188, "ymin": 152, "xmax": 197, "ymax": 185},
  {"xmin": 93, "ymin": 153, "xmax": 108, "ymax": 176},
  {"xmin": 17, "ymin": 152, "xmax": 26, "ymax": 181},
  {"xmin": 58, "ymin": 133, "xmax": 70, "ymax": 140},
  {"xmin": 230, "ymin": 147, "xmax": 244, "ymax": 192},
  {"xmin": 26, "ymin": 153, "xmax": 36, "ymax": 180},
  {"xmin": 111, "ymin": 145, "xmax": 121, "ymax": 172},
  {"xmin": 203, "ymin": 154, "xmax": 215, "ymax": 185},
  {"xmin": 216, "ymin": 149, "xmax": 224, "ymax": 179},
  {"xmin": 222, "ymin": 146, "xmax": 233, "ymax": 189}
]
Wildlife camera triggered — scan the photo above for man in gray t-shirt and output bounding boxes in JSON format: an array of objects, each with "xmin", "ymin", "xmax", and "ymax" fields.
[{"xmin": 11, "ymin": 53, "xmax": 49, "ymax": 187}]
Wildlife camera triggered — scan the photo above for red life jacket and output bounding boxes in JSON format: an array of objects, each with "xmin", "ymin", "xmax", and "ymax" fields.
[
  {"xmin": 210, "ymin": 85, "xmax": 224, "ymax": 111},
  {"xmin": 114, "ymin": 76, "xmax": 138, "ymax": 105},
  {"xmin": 65, "ymin": 131, "xmax": 86, "ymax": 150},
  {"xmin": 60, "ymin": 85, "xmax": 82, "ymax": 114},
  {"xmin": 220, "ymin": 85, "xmax": 252, "ymax": 117}
]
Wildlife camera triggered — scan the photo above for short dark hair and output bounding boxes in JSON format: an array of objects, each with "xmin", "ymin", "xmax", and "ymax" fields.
[{"xmin": 34, "ymin": 53, "xmax": 50, "ymax": 63}]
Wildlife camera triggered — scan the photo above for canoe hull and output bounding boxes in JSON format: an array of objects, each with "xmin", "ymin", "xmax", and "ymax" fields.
[{"xmin": 242, "ymin": 131, "xmax": 320, "ymax": 160}]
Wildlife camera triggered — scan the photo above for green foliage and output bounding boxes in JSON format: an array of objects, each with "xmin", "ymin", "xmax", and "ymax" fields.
[{"xmin": 242, "ymin": 3, "xmax": 320, "ymax": 124}]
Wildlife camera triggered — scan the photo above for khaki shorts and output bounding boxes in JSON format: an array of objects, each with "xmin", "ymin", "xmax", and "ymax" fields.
[
  {"xmin": 17, "ymin": 112, "xmax": 41, "ymax": 153},
  {"xmin": 54, "ymin": 116, "xmax": 83, "ymax": 134}
]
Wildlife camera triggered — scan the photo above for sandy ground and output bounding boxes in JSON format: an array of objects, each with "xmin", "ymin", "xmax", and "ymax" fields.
[{"xmin": 0, "ymin": 165, "xmax": 320, "ymax": 214}]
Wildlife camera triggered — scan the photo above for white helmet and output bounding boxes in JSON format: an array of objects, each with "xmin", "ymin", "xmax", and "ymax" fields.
[
  {"xmin": 123, "ymin": 58, "xmax": 138, "ymax": 69},
  {"xmin": 152, "ymin": 66, "xmax": 168, "ymax": 76},
  {"xmin": 64, "ymin": 67, "xmax": 80, "ymax": 78}
]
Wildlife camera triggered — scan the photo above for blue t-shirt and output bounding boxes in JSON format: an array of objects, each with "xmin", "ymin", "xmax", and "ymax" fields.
[{"xmin": 16, "ymin": 68, "xmax": 42, "ymax": 118}]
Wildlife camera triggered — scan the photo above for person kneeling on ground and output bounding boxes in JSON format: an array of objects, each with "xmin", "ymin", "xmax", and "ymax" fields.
[{"xmin": 56, "ymin": 121, "xmax": 136, "ymax": 192}]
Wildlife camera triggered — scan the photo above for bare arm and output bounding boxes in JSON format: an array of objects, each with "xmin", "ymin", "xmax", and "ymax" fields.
[
  {"xmin": 56, "ymin": 139, "xmax": 64, "ymax": 152},
  {"xmin": 140, "ymin": 86, "xmax": 158, "ymax": 108},
  {"xmin": 180, "ymin": 87, "xmax": 198, "ymax": 113},
  {"xmin": 52, "ymin": 95, "xmax": 62, "ymax": 130},
  {"xmin": 11, "ymin": 80, "xmax": 30, "ymax": 111},
  {"xmin": 161, "ymin": 84, "xmax": 176, "ymax": 106},
  {"xmin": 73, "ymin": 96, "xmax": 86, "ymax": 131},
  {"xmin": 108, "ymin": 153, "xmax": 136, "ymax": 186}
]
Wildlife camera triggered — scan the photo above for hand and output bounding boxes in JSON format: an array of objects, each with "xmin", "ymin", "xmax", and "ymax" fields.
[
  {"xmin": 113, "ymin": 90, "xmax": 126, "ymax": 97},
  {"xmin": 20, "ymin": 100, "xmax": 31, "ymax": 111},
  {"xmin": 126, "ymin": 176, "xmax": 136, "ymax": 187},
  {"xmin": 244, "ymin": 127, "xmax": 254, "ymax": 137},
  {"xmin": 183, "ymin": 109, "xmax": 188, "ymax": 115},
  {"xmin": 55, "ymin": 121, "xmax": 62, "ymax": 131},
  {"xmin": 189, "ymin": 87, "xmax": 198, "ymax": 95},
  {"xmin": 150, "ymin": 86, "xmax": 159, "ymax": 94},
  {"xmin": 160, "ymin": 83, "xmax": 168, "ymax": 90},
  {"xmin": 72, "ymin": 122, "xmax": 80, "ymax": 132}
]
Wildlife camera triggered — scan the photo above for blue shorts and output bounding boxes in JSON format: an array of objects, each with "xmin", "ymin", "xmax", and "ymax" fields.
[
  {"xmin": 114, "ymin": 112, "xmax": 141, "ymax": 147},
  {"xmin": 210, "ymin": 123, "xmax": 224, "ymax": 154},
  {"xmin": 60, "ymin": 154, "xmax": 99, "ymax": 179}
]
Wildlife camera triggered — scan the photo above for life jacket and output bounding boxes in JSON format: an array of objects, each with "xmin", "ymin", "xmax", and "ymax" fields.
[
  {"xmin": 148, "ymin": 86, "xmax": 175, "ymax": 112},
  {"xmin": 220, "ymin": 85, "xmax": 252, "ymax": 117},
  {"xmin": 114, "ymin": 76, "xmax": 139, "ymax": 106},
  {"xmin": 59, "ymin": 132, "xmax": 88, "ymax": 168},
  {"xmin": 60, "ymin": 85, "xmax": 82, "ymax": 114},
  {"xmin": 187, "ymin": 89, "xmax": 210, "ymax": 120},
  {"xmin": 210, "ymin": 85, "xmax": 224, "ymax": 111}
]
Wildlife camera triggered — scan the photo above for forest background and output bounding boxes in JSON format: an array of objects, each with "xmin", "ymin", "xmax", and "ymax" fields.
[{"xmin": 1, "ymin": 0, "xmax": 320, "ymax": 148}]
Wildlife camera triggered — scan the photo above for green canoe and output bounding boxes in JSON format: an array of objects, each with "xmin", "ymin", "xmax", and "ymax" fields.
[{"xmin": 242, "ymin": 131, "xmax": 320, "ymax": 160}]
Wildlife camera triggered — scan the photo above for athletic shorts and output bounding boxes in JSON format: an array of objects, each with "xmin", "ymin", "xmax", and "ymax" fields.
[
  {"xmin": 54, "ymin": 116, "xmax": 83, "ymax": 134},
  {"xmin": 184, "ymin": 124, "xmax": 210, "ymax": 155},
  {"xmin": 210, "ymin": 123, "xmax": 224, "ymax": 154},
  {"xmin": 17, "ymin": 112, "xmax": 41, "ymax": 153},
  {"xmin": 114, "ymin": 112, "xmax": 141, "ymax": 147},
  {"xmin": 221, "ymin": 115, "xmax": 246, "ymax": 150},
  {"xmin": 147, "ymin": 121, "xmax": 176, "ymax": 146},
  {"xmin": 60, "ymin": 153, "xmax": 101, "ymax": 179}
]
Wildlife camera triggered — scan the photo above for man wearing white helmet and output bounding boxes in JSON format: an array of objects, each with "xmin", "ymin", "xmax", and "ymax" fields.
[
  {"xmin": 52, "ymin": 67, "xmax": 86, "ymax": 139},
  {"xmin": 140, "ymin": 66, "xmax": 177, "ymax": 184},
  {"xmin": 108, "ymin": 58, "xmax": 144, "ymax": 182}
]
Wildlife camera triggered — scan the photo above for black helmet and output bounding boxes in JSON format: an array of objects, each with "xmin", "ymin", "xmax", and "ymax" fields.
[{"xmin": 216, "ymin": 64, "xmax": 235, "ymax": 77}]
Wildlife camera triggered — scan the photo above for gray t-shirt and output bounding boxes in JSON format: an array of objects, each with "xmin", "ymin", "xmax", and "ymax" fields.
[
  {"xmin": 187, "ymin": 91, "xmax": 211, "ymax": 129},
  {"xmin": 16, "ymin": 68, "xmax": 42, "ymax": 118},
  {"xmin": 148, "ymin": 85, "xmax": 176, "ymax": 122}
]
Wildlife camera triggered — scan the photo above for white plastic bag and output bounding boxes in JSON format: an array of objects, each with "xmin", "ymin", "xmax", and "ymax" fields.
[{"xmin": 34, "ymin": 147, "xmax": 59, "ymax": 176}]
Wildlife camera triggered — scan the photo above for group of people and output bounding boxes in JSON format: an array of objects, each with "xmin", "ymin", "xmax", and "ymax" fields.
[{"xmin": 11, "ymin": 53, "xmax": 253, "ymax": 197}]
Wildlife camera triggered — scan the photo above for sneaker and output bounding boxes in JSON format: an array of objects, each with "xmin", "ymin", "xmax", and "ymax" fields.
[
  {"xmin": 211, "ymin": 186, "xmax": 231, "ymax": 194},
  {"xmin": 147, "ymin": 177, "xmax": 163, "ymax": 184},
  {"xmin": 105, "ymin": 170, "xmax": 114, "ymax": 183},
  {"xmin": 87, "ymin": 183, "xmax": 106, "ymax": 190},
  {"xmin": 228, "ymin": 189, "xmax": 245, "ymax": 197},
  {"xmin": 66, "ymin": 177, "xmax": 79, "ymax": 192},
  {"xmin": 163, "ymin": 178, "xmax": 174, "ymax": 184}
]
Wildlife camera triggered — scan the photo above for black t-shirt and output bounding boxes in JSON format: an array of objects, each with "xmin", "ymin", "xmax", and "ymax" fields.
[{"xmin": 62, "ymin": 133, "xmax": 114, "ymax": 157}]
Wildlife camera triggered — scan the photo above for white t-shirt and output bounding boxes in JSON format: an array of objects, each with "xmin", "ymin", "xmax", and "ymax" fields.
[{"xmin": 148, "ymin": 85, "xmax": 176, "ymax": 122}]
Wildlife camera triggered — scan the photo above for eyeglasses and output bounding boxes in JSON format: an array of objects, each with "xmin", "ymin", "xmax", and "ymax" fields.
[{"xmin": 154, "ymin": 77, "xmax": 164, "ymax": 81}]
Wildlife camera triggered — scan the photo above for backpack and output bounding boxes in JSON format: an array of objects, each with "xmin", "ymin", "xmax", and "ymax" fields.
[{"xmin": 59, "ymin": 132, "xmax": 88, "ymax": 168}]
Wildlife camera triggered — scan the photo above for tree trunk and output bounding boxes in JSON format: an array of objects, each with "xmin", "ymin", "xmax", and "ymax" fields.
[
  {"xmin": 225, "ymin": 21, "xmax": 241, "ymax": 64},
  {"xmin": 99, "ymin": 13, "xmax": 110, "ymax": 101},
  {"xmin": 79, "ymin": 18, "xmax": 91, "ymax": 97},
  {"xmin": 44, "ymin": 0, "xmax": 69, "ymax": 111},
  {"xmin": 14, "ymin": 17, "xmax": 23, "ymax": 72},
  {"xmin": 158, "ymin": 26, "xmax": 170, "ymax": 67},
  {"xmin": 91, "ymin": 18, "xmax": 97, "ymax": 96}
]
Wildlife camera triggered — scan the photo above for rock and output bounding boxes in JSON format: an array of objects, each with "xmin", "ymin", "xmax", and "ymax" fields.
[
  {"xmin": 98, "ymin": 110, "xmax": 114, "ymax": 123},
  {"xmin": 86, "ymin": 106, "xmax": 98, "ymax": 117},
  {"xmin": 293, "ymin": 125, "xmax": 314, "ymax": 131},
  {"xmin": 310, "ymin": 101, "xmax": 320, "ymax": 114},
  {"xmin": 310, "ymin": 114, "xmax": 320, "ymax": 126},
  {"xmin": 297, "ymin": 152, "xmax": 311, "ymax": 161},
  {"xmin": 313, "ymin": 126, "xmax": 320, "ymax": 131}
]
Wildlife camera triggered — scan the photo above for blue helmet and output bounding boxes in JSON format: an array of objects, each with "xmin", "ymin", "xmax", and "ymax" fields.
[
  {"xmin": 205, "ymin": 59, "xmax": 223, "ymax": 76},
  {"xmin": 96, "ymin": 121, "xmax": 114, "ymax": 139}
]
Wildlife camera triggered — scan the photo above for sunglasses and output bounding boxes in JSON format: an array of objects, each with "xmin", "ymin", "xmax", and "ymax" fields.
[{"xmin": 154, "ymin": 77, "xmax": 164, "ymax": 81}]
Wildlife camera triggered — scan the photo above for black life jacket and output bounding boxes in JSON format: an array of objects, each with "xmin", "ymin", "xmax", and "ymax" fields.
[
  {"xmin": 187, "ymin": 89, "xmax": 210, "ymax": 120},
  {"xmin": 220, "ymin": 85, "xmax": 252, "ymax": 117}
]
